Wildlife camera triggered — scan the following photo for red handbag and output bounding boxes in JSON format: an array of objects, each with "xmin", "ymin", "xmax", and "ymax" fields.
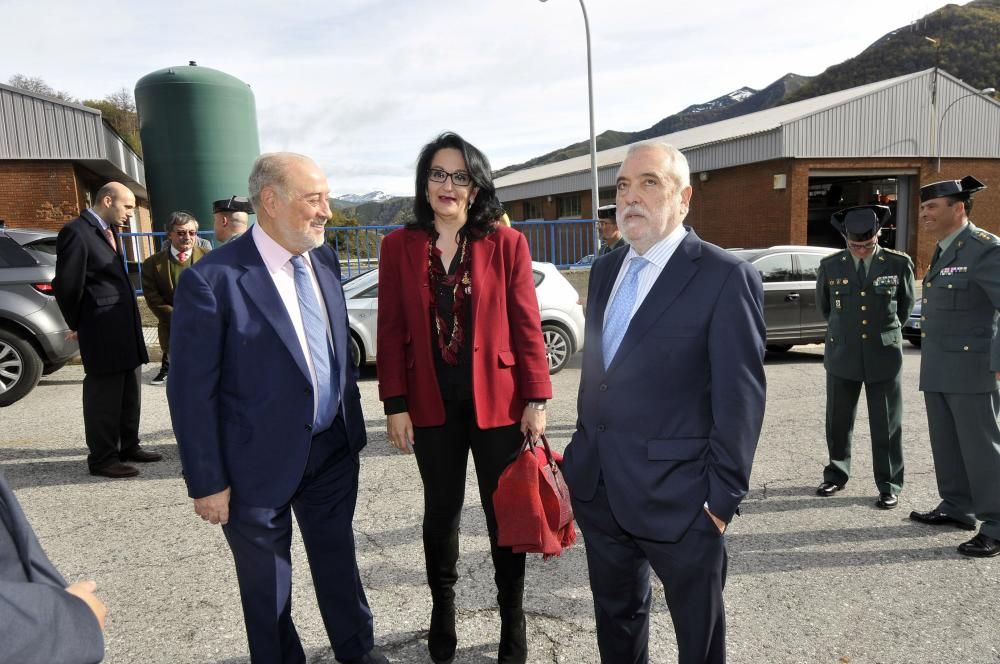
[{"xmin": 493, "ymin": 434, "xmax": 576, "ymax": 558}]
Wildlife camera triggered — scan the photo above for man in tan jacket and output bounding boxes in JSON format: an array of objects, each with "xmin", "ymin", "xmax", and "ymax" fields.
[{"xmin": 141, "ymin": 211, "xmax": 209, "ymax": 385}]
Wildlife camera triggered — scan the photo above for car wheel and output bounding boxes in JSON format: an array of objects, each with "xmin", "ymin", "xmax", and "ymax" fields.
[
  {"xmin": 766, "ymin": 344, "xmax": 793, "ymax": 353},
  {"xmin": 349, "ymin": 333, "xmax": 363, "ymax": 370},
  {"xmin": 0, "ymin": 329, "xmax": 44, "ymax": 407},
  {"xmin": 542, "ymin": 324, "xmax": 572, "ymax": 375}
]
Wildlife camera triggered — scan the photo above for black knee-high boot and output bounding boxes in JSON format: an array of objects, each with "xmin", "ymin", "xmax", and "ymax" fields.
[
  {"xmin": 493, "ymin": 544, "xmax": 527, "ymax": 664},
  {"xmin": 425, "ymin": 529, "xmax": 459, "ymax": 663}
]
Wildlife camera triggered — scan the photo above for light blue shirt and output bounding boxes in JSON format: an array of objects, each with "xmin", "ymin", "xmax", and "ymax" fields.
[{"xmin": 603, "ymin": 223, "xmax": 688, "ymax": 327}]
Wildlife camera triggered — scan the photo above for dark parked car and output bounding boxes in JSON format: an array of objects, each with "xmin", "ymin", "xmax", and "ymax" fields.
[
  {"xmin": 902, "ymin": 301, "xmax": 922, "ymax": 347},
  {"xmin": 0, "ymin": 229, "xmax": 78, "ymax": 406},
  {"xmin": 729, "ymin": 245, "xmax": 840, "ymax": 352}
]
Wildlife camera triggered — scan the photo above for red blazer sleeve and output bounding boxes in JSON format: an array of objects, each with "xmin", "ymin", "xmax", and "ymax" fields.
[{"xmin": 375, "ymin": 230, "xmax": 409, "ymax": 403}]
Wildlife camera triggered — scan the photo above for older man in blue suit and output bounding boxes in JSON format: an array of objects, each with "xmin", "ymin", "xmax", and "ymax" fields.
[
  {"xmin": 167, "ymin": 153, "xmax": 386, "ymax": 664},
  {"xmin": 562, "ymin": 142, "xmax": 766, "ymax": 664}
]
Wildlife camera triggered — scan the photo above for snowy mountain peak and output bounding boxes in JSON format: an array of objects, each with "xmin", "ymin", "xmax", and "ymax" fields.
[{"xmin": 333, "ymin": 191, "xmax": 395, "ymax": 204}]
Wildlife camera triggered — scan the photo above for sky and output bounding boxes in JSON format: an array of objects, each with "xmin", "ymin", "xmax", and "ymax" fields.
[{"xmin": 1, "ymin": 0, "xmax": 954, "ymax": 197}]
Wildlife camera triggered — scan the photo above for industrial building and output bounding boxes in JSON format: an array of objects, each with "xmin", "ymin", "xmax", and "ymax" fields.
[
  {"xmin": 495, "ymin": 69, "xmax": 1000, "ymax": 274},
  {"xmin": 0, "ymin": 82, "xmax": 150, "ymax": 237}
]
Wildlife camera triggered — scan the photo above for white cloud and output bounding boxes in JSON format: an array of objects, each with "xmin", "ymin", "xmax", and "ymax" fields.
[{"xmin": 1, "ymin": 0, "xmax": 955, "ymax": 195}]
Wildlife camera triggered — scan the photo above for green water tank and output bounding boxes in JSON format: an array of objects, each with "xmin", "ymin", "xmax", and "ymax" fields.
[{"xmin": 135, "ymin": 62, "xmax": 260, "ymax": 235}]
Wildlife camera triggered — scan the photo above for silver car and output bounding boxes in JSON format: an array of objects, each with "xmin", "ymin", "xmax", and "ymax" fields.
[
  {"xmin": 343, "ymin": 261, "xmax": 585, "ymax": 374},
  {"xmin": 0, "ymin": 229, "xmax": 78, "ymax": 406}
]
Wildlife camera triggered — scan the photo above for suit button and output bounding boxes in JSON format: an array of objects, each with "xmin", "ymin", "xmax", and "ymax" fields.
[
  {"xmin": 923, "ymin": 298, "xmax": 928, "ymax": 304},
  {"xmin": 304, "ymin": 424, "xmax": 313, "ymax": 432},
  {"xmin": 921, "ymin": 315, "xmax": 926, "ymax": 320},
  {"xmin": 861, "ymin": 291, "xmax": 867, "ymax": 297},
  {"xmin": 861, "ymin": 305, "xmax": 867, "ymax": 311},
  {"xmin": 948, "ymin": 284, "xmax": 954, "ymax": 289},
  {"xmin": 862, "ymin": 320, "xmax": 868, "ymax": 325},
  {"xmin": 964, "ymin": 345, "xmax": 970, "ymax": 351},
  {"xmin": 922, "ymin": 333, "xmax": 927, "ymax": 338},
  {"xmin": 861, "ymin": 333, "xmax": 868, "ymax": 340},
  {"xmin": 599, "ymin": 384, "xmax": 608, "ymax": 391},
  {"xmin": 927, "ymin": 282, "xmax": 932, "ymax": 288},
  {"xmin": 598, "ymin": 425, "xmax": 606, "ymax": 432}
]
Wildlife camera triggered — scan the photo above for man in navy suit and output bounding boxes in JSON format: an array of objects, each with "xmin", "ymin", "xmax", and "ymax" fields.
[
  {"xmin": 167, "ymin": 153, "xmax": 386, "ymax": 664},
  {"xmin": 562, "ymin": 142, "xmax": 766, "ymax": 664}
]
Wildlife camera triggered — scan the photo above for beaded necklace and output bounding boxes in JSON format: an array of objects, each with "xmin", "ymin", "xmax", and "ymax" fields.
[{"xmin": 426, "ymin": 230, "xmax": 472, "ymax": 365}]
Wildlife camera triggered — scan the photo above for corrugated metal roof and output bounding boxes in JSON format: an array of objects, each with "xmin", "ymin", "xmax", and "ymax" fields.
[
  {"xmin": 0, "ymin": 82, "xmax": 146, "ymax": 192},
  {"xmin": 496, "ymin": 69, "xmax": 1000, "ymax": 201}
]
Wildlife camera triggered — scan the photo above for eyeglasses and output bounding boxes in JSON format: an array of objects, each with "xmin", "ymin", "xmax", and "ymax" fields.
[
  {"xmin": 428, "ymin": 168, "xmax": 472, "ymax": 187},
  {"xmin": 172, "ymin": 230, "xmax": 199, "ymax": 237}
]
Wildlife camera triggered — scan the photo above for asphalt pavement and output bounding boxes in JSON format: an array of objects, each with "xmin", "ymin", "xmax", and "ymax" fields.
[{"xmin": 2, "ymin": 344, "xmax": 998, "ymax": 663}]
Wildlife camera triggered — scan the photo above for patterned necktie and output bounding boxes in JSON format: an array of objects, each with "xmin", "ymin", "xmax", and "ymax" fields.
[
  {"xmin": 103, "ymin": 226, "xmax": 116, "ymax": 251},
  {"xmin": 177, "ymin": 251, "xmax": 188, "ymax": 263},
  {"xmin": 857, "ymin": 259, "xmax": 866, "ymax": 286},
  {"xmin": 290, "ymin": 255, "xmax": 339, "ymax": 432},
  {"xmin": 602, "ymin": 256, "xmax": 648, "ymax": 369}
]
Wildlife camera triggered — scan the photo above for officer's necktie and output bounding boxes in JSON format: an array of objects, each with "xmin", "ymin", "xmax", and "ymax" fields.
[
  {"xmin": 931, "ymin": 245, "xmax": 942, "ymax": 270},
  {"xmin": 290, "ymin": 255, "xmax": 339, "ymax": 432},
  {"xmin": 857, "ymin": 259, "xmax": 867, "ymax": 286},
  {"xmin": 602, "ymin": 256, "xmax": 648, "ymax": 370}
]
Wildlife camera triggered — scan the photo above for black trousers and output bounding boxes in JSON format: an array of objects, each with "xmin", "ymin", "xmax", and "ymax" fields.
[
  {"xmin": 222, "ymin": 418, "xmax": 374, "ymax": 664},
  {"xmin": 413, "ymin": 399, "xmax": 526, "ymax": 606},
  {"xmin": 82, "ymin": 366, "xmax": 141, "ymax": 469},
  {"xmin": 573, "ymin": 482, "xmax": 728, "ymax": 664}
]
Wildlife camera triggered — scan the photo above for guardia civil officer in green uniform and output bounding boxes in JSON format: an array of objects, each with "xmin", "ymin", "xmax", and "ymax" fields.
[
  {"xmin": 815, "ymin": 205, "xmax": 915, "ymax": 509},
  {"xmin": 910, "ymin": 176, "xmax": 1000, "ymax": 558}
]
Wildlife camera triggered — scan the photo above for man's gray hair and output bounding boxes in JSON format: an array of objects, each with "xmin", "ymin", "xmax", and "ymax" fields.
[
  {"xmin": 625, "ymin": 142, "xmax": 690, "ymax": 191},
  {"xmin": 248, "ymin": 152, "xmax": 311, "ymax": 209},
  {"xmin": 167, "ymin": 211, "xmax": 198, "ymax": 232}
]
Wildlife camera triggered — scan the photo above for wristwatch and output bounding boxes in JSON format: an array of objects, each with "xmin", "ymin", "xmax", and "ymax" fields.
[{"xmin": 527, "ymin": 401, "xmax": 547, "ymax": 411}]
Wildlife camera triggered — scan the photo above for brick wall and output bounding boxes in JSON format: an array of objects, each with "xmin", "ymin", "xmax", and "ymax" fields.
[
  {"xmin": 0, "ymin": 161, "xmax": 80, "ymax": 230},
  {"xmin": 687, "ymin": 159, "xmax": 794, "ymax": 248}
]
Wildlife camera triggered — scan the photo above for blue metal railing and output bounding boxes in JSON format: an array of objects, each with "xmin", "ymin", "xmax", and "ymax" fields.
[{"xmin": 121, "ymin": 220, "xmax": 597, "ymax": 295}]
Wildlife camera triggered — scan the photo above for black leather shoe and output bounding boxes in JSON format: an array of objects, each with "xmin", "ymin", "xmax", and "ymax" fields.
[
  {"xmin": 338, "ymin": 648, "xmax": 389, "ymax": 664},
  {"xmin": 120, "ymin": 445, "xmax": 162, "ymax": 463},
  {"xmin": 816, "ymin": 481, "xmax": 844, "ymax": 497},
  {"xmin": 89, "ymin": 462, "xmax": 139, "ymax": 478},
  {"xmin": 876, "ymin": 493, "xmax": 898, "ymax": 510},
  {"xmin": 957, "ymin": 533, "xmax": 1000, "ymax": 558},
  {"xmin": 909, "ymin": 509, "xmax": 976, "ymax": 531}
]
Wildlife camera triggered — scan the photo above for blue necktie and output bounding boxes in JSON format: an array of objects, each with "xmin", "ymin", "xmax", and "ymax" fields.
[
  {"xmin": 290, "ymin": 255, "xmax": 339, "ymax": 432},
  {"xmin": 603, "ymin": 257, "xmax": 648, "ymax": 369}
]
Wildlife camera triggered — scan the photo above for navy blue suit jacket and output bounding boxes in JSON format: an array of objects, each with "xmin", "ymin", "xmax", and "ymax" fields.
[
  {"xmin": 562, "ymin": 228, "xmax": 766, "ymax": 542},
  {"xmin": 167, "ymin": 232, "xmax": 367, "ymax": 507},
  {"xmin": 0, "ymin": 473, "xmax": 104, "ymax": 664}
]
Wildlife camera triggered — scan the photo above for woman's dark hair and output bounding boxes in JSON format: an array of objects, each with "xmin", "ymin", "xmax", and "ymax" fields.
[{"xmin": 410, "ymin": 132, "xmax": 503, "ymax": 239}]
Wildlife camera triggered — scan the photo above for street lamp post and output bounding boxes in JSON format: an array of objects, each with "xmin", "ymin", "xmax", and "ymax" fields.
[
  {"xmin": 539, "ymin": 0, "xmax": 601, "ymax": 254},
  {"xmin": 937, "ymin": 87, "xmax": 996, "ymax": 173}
]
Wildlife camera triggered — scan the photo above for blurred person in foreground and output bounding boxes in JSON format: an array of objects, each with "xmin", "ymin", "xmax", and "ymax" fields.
[
  {"xmin": 167, "ymin": 153, "xmax": 387, "ymax": 663},
  {"xmin": 563, "ymin": 142, "xmax": 766, "ymax": 664},
  {"xmin": 376, "ymin": 132, "xmax": 552, "ymax": 664},
  {"xmin": 0, "ymin": 471, "xmax": 106, "ymax": 663}
]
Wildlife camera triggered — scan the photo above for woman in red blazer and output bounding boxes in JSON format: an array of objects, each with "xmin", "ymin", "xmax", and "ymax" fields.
[{"xmin": 377, "ymin": 132, "xmax": 552, "ymax": 664}]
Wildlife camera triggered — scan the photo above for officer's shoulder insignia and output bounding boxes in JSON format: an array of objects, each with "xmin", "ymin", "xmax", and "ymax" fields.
[
  {"xmin": 971, "ymin": 229, "xmax": 1000, "ymax": 245},
  {"xmin": 882, "ymin": 247, "xmax": 908, "ymax": 258}
]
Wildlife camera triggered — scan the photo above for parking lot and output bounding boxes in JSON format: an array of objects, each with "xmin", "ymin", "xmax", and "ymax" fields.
[{"xmin": 2, "ymin": 345, "xmax": 998, "ymax": 663}]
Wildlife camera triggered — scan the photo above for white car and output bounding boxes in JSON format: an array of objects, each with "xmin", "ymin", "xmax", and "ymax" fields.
[{"xmin": 343, "ymin": 261, "xmax": 585, "ymax": 374}]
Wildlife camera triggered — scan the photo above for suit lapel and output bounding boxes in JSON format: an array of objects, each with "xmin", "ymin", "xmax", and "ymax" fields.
[
  {"xmin": 234, "ymin": 237, "xmax": 311, "ymax": 383},
  {"xmin": 470, "ymin": 233, "xmax": 496, "ymax": 333},
  {"xmin": 311, "ymin": 246, "xmax": 348, "ymax": 396},
  {"xmin": 404, "ymin": 229, "xmax": 431, "ymax": 324},
  {"xmin": 604, "ymin": 230, "xmax": 701, "ymax": 375}
]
